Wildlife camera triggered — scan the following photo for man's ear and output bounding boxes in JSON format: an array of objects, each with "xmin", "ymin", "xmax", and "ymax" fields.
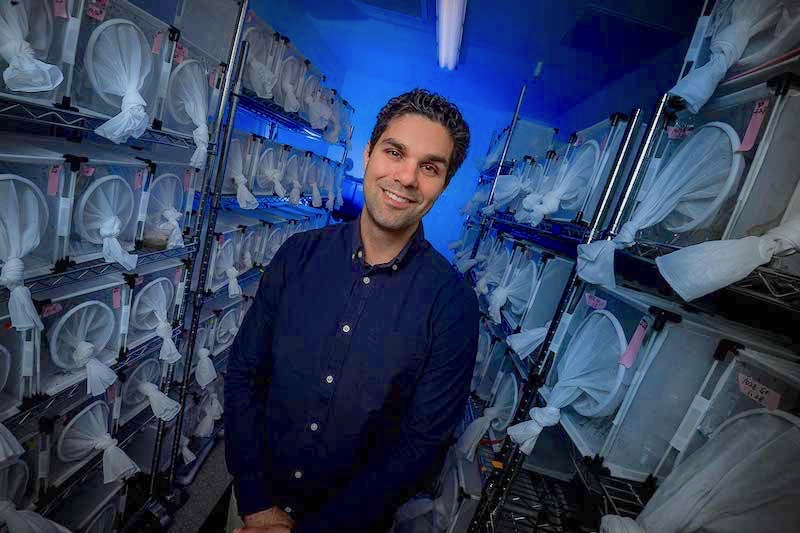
[{"xmin": 363, "ymin": 143, "xmax": 371, "ymax": 171}]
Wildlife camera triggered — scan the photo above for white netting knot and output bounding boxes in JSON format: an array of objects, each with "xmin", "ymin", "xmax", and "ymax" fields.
[
  {"xmin": 191, "ymin": 124, "xmax": 209, "ymax": 169},
  {"xmin": 0, "ymin": 257, "xmax": 24, "ymax": 288},
  {"xmin": 487, "ymin": 287, "xmax": 511, "ymax": 323},
  {"xmin": 159, "ymin": 207, "xmax": 184, "ymax": 249},
  {"xmin": 121, "ymin": 88, "xmax": 147, "ymax": 114},
  {"xmin": 180, "ymin": 435, "xmax": 196, "ymax": 464},
  {"xmin": 100, "ymin": 216, "xmax": 122, "ymax": 239},
  {"xmin": 93, "ymin": 434, "xmax": 118, "ymax": 451},
  {"xmin": 507, "ymin": 406, "xmax": 561, "ymax": 455},
  {"xmin": 73, "ymin": 341, "xmax": 95, "ymax": 366}
]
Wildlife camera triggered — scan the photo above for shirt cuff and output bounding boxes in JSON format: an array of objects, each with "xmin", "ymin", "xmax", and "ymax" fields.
[{"xmin": 234, "ymin": 475, "xmax": 272, "ymax": 518}]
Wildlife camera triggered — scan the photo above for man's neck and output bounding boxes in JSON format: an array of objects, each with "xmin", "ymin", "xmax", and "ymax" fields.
[{"xmin": 359, "ymin": 211, "xmax": 418, "ymax": 266}]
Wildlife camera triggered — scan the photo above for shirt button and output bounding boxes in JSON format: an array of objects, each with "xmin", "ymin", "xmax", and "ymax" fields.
[
  {"xmin": 284, "ymin": 506, "xmax": 293, "ymax": 513},
  {"xmin": 362, "ymin": 276, "xmax": 370, "ymax": 285},
  {"xmin": 294, "ymin": 470, "xmax": 303, "ymax": 479},
  {"xmin": 342, "ymin": 324, "xmax": 351, "ymax": 333},
  {"xmin": 392, "ymin": 264, "xmax": 398, "ymax": 271},
  {"xmin": 357, "ymin": 250, "xmax": 363, "ymax": 258},
  {"xmin": 325, "ymin": 375, "xmax": 334, "ymax": 384},
  {"xmin": 310, "ymin": 422, "xmax": 319, "ymax": 432}
]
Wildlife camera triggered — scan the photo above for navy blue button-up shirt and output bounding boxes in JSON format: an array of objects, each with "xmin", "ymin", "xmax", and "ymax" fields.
[{"xmin": 224, "ymin": 218, "xmax": 480, "ymax": 532}]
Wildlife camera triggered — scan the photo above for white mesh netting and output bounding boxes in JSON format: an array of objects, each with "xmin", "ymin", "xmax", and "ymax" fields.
[
  {"xmin": 145, "ymin": 174, "xmax": 185, "ymax": 249},
  {"xmin": 86, "ymin": 19, "xmax": 153, "ymax": 143},
  {"xmin": 166, "ymin": 59, "xmax": 210, "ymax": 169},
  {"xmin": 123, "ymin": 359, "xmax": 180, "ymax": 422},
  {"xmin": 214, "ymin": 239, "xmax": 241, "ymax": 297},
  {"xmin": 0, "ymin": 176, "xmax": 46, "ymax": 331},
  {"xmin": 578, "ymin": 122, "xmax": 744, "ymax": 289},
  {"xmin": 194, "ymin": 326, "xmax": 217, "ymax": 388},
  {"xmin": 509, "ymin": 311, "xmax": 628, "ymax": 454},
  {"xmin": 49, "ymin": 300, "xmax": 118, "ymax": 396},
  {"xmin": 0, "ymin": 0, "xmax": 63, "ymax": 93},
  {"xmin": 57, "ymin": 400, "xmax": 139, "ymax": 483},
  {"xmin": 242, "ymin": 26, "xmax": 280, "ymax": 100},
  {"xmin": 487, "ymin": 256, "xmax": 535, "ymax": 323},
  {"xmin": 457, "ymin": 372, "xmax": 518, "ymax": 461},
  {"xmin": 131, "ymin": 277, "xmax": 182, "ymax": 363},
  {"xmin": 74, "ymin": 174, "xmax": 139, "ymax": 270},
  {"xmin": 226, "ymin": 138, "xmax": 258, "ymax": 209}
]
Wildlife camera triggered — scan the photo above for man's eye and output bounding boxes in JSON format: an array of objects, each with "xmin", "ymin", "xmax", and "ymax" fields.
[
  {"xmin": 422, "ymin": 164, "xmax": 439, "ymax": 175},
  {"xmin": 386, "ymin": 149, "xmax": 401, "ymax": 159}
]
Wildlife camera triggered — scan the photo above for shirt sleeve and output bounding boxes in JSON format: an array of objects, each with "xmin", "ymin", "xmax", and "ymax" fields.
[
  {"xmin": 293, "ymin": 278, "xmax": 480, "ymax": 533},
  {"xmin": 223, "ymin": 234, "xmax": 295, "ymax": 517}
]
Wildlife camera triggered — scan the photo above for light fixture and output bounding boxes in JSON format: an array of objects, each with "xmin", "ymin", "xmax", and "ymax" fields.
[{"xmin": 436, "ymin": 0, "xmax": 467, "ymax": 70}]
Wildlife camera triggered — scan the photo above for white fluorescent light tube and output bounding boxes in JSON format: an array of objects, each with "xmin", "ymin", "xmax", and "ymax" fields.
[{"xmin": 437, "ymin": 0, "xmax": 467, "ymax": 70}]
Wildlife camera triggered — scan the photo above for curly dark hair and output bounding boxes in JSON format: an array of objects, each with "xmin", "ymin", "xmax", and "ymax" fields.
[{"xmin": 368, "ymin": 89, "xmax": 470, "ymax": 185}]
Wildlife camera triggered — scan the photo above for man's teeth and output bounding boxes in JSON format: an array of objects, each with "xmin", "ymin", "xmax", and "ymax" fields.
[{"xmin": 385, "ymin": 190, "xmax": 410, "ymax": 203}]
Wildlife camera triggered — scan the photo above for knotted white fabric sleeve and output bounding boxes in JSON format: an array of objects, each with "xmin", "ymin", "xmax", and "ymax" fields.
[
  {"xmin": 656, "ymin": 217, "xmax": 800, "ymax": 301},
  {"xmin": 193, "ymin": 411, "xmax": 215, "ymax": 438},
  {"xmin": 139, "ymin": 382, "xmax": 181, "ymax": 421},
  {"xmin": 208, "ymin": 392, "xmax": 223, "ymax": 419},
  {"xmin": 99, "ymin": 216, "xmax": 138, "ymax": 270},
  {"xmin": 1, "ymin": 258, "xmax": 43, "ymax": 331},
  {"xmin": 507, "ymin": 322, "xmax": 550, "ymax": 360},
  {"xmin": 195, "ymin": 347, "xmax": 217, "ymax": 388},
  {"xmin": 86, "ymin": 358, "xmax": 118, "ymax": 397},
  {"xmin": 0, "ymin": 501, "xmax": 71, "ymax": 533},
  {"xmin": 232, "ymin": 174, "xmax": 258, "ymax": 210},
  {"xmin": 0, "ymin": 423, "xmax": 24, "ymax": 461},
  {"xmin": 600, "ymin": 515, "xmax": 645, "ymax": 533},
  {"xmin": 460, "ymin": 190, "xmax": 489, "ymax": 216},
  {"xmin": 180, "ymin": 435, "xmax": 197, "ymax": 464},
  {"xmin": 226, "ymin": 267, "xmax": 242, "ymax": 297},
  {"xmin": 669, "ymin": 1, "xmax": 775, "ymax": 113},
  {"xmin": 156, "ymin": 321, "xmax": 182, "ymax": 364},
  {"xmin": 507, "ymin": 406, "xmax": 561, "ymax": 454},
  {"xmin": 270, "ymin": 168, "xmax": 287, "ymax": 197},
  {"xmin": 456, "ymin": 406, "xmax": 501, "ymax": 461},
  {"xmin": 159, "ymin": 207, "xmax": 185, "ymax": 249},
  {"xmin": 311, "ymin": 182, "xmax": 322, "ymax": 208},
  {"xmin": 94, "ymin": 434, "xmax": 140, "ymax": 484},
  {"xmin": 0, "ymin": 1, "xmax": 64, "ymax": 92},
  {"xmin": 190, "ymin": 123, "xmax": 209, "ymax": 169},
  {"xmin": 95, "ymin": 90, "xmax": 149, "ymax": 144}
]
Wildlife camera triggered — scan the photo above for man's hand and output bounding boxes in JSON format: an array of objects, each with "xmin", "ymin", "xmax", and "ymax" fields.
[{"xmin": 242, "ymin": 507, "xmax": 295, "ymax": 529}]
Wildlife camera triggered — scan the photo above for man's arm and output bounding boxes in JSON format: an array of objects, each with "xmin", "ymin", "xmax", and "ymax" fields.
[
  {"xmin": 224, "ymin": 235, "xmax": 294, "ymax": 517},
  {"xmin": 293, "ymin": 280, "xmax": 480, "ymax": 533}
]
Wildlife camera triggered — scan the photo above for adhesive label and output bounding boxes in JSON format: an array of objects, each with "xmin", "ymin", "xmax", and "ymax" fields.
[
  {"xmin": 48, "ymin": 165, "xmax": 61, "ymax": 196},
  {"xmin": 620, "ymin": 318, "xmax": 648, "ymax": 369},
  {"xmin": 585, "ymin": 294, "xmax": 607, "ymax": 310},
  {"xmin": 738, "ymin": 372, "xmax": 781, "ymax": 410},
  {"xmin": 737, "ymin": 99, "xmax": 770, "ymax": 153}
]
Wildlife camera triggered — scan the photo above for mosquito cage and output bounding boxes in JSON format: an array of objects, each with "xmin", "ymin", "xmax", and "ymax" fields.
[
  {"xmin": 222, "ymin": 132, "xmax": 260, "ymax": 209},
  {"xmin": 125, "ymin": 416, "xmax": 176, "ymax": 475},
  {"xmin": 299, "ymin": 66, "xmax": 331, "ymax": 131},
  {"xmin": 486, "ymin": 245, "xmax": 535, "ymax": 325},
  {"xmin": 119, "ymin": 357, "xmax": 179, "ymax": 424},
  {"xmin": 174, "ymin": 0, "xmax": 239, "ymax": 67},
  {"xmin": 48, "ymin": 399, "xmax": 139, "ymax": 487},
  {"xmin": 204, "ymin": 217, "xmax": 251, "ymax": 296},
  {"xmin": 578, "ymin": 78, "xmax": 800, "ymax": 290},
  {"xmin": 603, "ymin": 409, "xmax": 800, "ymax": 533},
  {"xmin": 141, "ymin": 157, "xmax": 193, "ymax": 250},
  {"xmin": 125, "ymin": 258, "xmax": 186, "ymax": 355},
  {"xmin": 49, "ymin": 469, "xmax": 124, "ymax": 533},
  {"xmin": 161, "ymin": 35, "xmax": 218, "ymax": 169},
  {"xmin": 0, "ymin": 304, "xmax": 30, "ymax": 420},
  {"xmin": 241, "ymin": 18, "xmax": 282, "ymax": 101},
  {"xmin": 458, "ymin": 369, "xmax": 520, "ymax": 461},
  {"xmin": 472, "ymin": 335, "xmax": 507, "ymax": 402},
  {"xmin": 211, "ymin": 299, "xmax": 242, "ymax": 356},
  {"xmin": 0, "ymin": 0, "xmax": 77, "ymax": 105},
  {"xmin": 273, "ymin": 39, "xmax": 307, "ymax": 114},
  {"xmin": 252, "ymin": 138, "xmax": 287, "ymax": 196},
  {"xmin": 672, "ymin": 0, "xmax": 800, "ymax": 114},
  {"xmin": 68, "ymin": 143, "xmax": 149, "ymax": 270},
  {"xmin": 526, "ymin": 284, "xmax": 795, "ymax": 481},
  {"xmin": 72, "ymin": 0, "xmax": 174, "ymax": 143},
  {"xmin": 38, "ymin": 273, "xmax": 125, "ymax": 397},
  {"xmin": 0, "ymin": 456, "xmax": 69, "ymax": 532}
]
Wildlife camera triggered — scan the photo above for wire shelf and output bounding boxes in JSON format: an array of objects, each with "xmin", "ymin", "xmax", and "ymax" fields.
[
  {"xmin": 239, "ymin": 91, "xmax": 347, "ymax": 147},
  {"xmin": 1, "ymin": 243, "xmax": 197, "ymax": 301},
  {"xmin": 217, "ymin": 193, "xmax": 334, "ymax": 211},
  {"xmin": 0, "ymin": 95, "xmax": 204, "ymax": 151},
  {"xmin": 490, "ymin": 214, "xmax": 587, "ymax": 259}
]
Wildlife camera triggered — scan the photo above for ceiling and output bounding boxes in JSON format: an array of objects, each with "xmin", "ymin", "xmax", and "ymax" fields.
[{"xmin": 255, "ymin": 0, "xmax": 702, "ymax": 119}]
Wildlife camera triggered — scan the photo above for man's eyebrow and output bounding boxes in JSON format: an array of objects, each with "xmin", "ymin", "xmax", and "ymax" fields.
[{"xmin": 382, "ymin": 138, "xmax": 449, "ymax": 167}]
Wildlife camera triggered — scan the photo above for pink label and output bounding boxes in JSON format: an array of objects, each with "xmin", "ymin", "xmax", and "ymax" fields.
[
  {"xmin": 183, "ymin": 168, "xmax": 193, "ymax": 191},
  {"xmin": 620, "ymin": 318, "xmax": 649, "ymax": 369},
  {"xmin": 48, "ymin": 165, "xmax": 61, "ymax": 196},
  {"xmin": 112, "ymin": 287, "xmax": 121, "ymax": 309},
  {"xmin": 737, "ymin": 99, "xmax": 769, "ymax": 153},
  {"xmin": 135, "ymin": 276, "xmax": 144, "ymax": 286},
  {"xmin": 3, "ymin": 322, "xmax": 11, "ymax": 331},
  {"xmin": 173, "ymin": 43, "xmax": 189, "ymax": 64},
  {"xmin": 86, "ymin": 2, "xmax": 106, "ymax": 21},
  {"xmin": 42, "ymin": 303, "xmax": 64, "ymax": 318},
  {"xmin": 53, "ymin": 0, "xmax": 69, "ymax": 18},
  {"xmin": 134, "ymin": 169, "xmax": 143, "ymax": 190},
  {"xmin": 585, "ymin": 294, "xmax": 607, "ymax": 310},
  {"xmin": 81, "ymin": 165, "xmax": 95, "ymax": 177},
  {"xmin": 667, "ymin": 126, "xmax": 689, "ymax": 140},
  {"xmin": 152, "ymin": 31, "xmax": 164, "ymax": 54},
  {"xmin": 174, "ymin": 268, "xmax": 182, "ymax": 285},
  {"xmin": 738, "ymin": 372, "xmax": 782, "ymax": 410},
  {"xmin": 95, "ymin": 0, "xmax": 109, "ymax": 6}
]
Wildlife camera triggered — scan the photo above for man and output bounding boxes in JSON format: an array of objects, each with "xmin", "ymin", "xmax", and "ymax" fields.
[{"xmin": 225, "ymin": 89, "xmax": 480, "ymax": 533}]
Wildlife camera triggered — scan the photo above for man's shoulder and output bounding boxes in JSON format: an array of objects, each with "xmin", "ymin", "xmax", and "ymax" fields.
[
  {"xmin": 419, "ymin": 243, "xmax": 479, "ymax": 308},
  {"xmin": 279, "ymin": 221, "xmax": 350, "ymax": 256}
]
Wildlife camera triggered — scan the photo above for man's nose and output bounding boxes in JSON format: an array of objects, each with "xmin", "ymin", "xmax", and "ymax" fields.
[{"xmin": 394, "ymin": 160, "xmax": 418, "ymax": 188}]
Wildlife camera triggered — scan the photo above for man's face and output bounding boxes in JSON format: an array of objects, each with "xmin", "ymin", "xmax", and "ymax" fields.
[{"xmin": 362, "ymin": 113, "xmax": 454, "ymax": 232}]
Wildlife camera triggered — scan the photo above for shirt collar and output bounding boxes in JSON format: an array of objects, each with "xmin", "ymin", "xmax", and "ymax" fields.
[{"xmin": 350, "ymin": 216, "xmax": 427, "ymax": 270}]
